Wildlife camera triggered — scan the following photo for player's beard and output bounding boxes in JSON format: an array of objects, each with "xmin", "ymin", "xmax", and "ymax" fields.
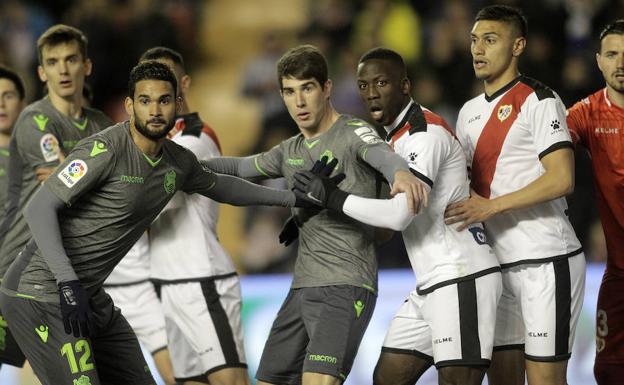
[{"xmin": 134, "ymin": 115, "xmax": 174, "ymax": 140}]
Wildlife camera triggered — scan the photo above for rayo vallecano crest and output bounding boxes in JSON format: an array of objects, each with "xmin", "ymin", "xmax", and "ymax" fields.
[{"xmin": 497, "ymin": 104, "xmax": 512, "ymax": 122}]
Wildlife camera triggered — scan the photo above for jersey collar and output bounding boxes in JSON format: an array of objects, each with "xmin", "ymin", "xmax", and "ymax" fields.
[
  {"xmin": 384, "ymin": 100, "xmax": 416, "ymax": 139},
  {"xmin": 484, "ymin": 75, "xmax": 522, "ymax": 102}
]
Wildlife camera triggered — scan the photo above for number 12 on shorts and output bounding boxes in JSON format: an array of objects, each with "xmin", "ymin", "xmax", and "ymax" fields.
[{"xmin": 61, "ymin": 339, "xmax": 95, "ymax": 374}]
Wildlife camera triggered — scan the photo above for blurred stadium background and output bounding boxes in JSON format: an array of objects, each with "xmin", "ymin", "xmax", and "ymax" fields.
[{"xmin": 0, "ymin": 0, "xmax": 618, "ymax": 383}]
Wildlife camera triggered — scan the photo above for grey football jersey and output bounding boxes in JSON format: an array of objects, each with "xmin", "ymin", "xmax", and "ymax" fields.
[
  {"xmin": 0, "ymin": 146, "xmax": 8, "ymax": 211},
  {"xmin": 0, "ymin": 97, "xmax": 111, "ymax": 278},
  {"xmin": 256, "ymin": 115, "xmax": 387, "ymax": 292},
  {"xmin": 3, "ymin": 121, "xmax": 218, "ymax": 302}
]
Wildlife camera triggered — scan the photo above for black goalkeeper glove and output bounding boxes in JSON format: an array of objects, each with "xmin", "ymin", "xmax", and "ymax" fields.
[
  {"xmin": 278, "ymin": 215, "xmax": 299, "ymax": 246},
  {"xmin": 293, "ymin": 156, "xmax": 348, "ymax": 212},
  {"xmin": 58, "ymin": 280, "xmax": 94, "ymax": 338}
]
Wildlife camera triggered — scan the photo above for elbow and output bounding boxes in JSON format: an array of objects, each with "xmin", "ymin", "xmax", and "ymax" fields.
[
  {"xmin": 559, "ymin": 172, "xmax": 574, "ymax": 196},
  {"xmin": 389, "ymin": 211, "xmax": 415, "ymax": 231}
]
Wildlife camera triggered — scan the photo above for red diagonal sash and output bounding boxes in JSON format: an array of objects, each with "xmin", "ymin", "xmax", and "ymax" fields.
[{"xmin": 471, "ymin": 83, "xmax": 533, "ymax": 198}]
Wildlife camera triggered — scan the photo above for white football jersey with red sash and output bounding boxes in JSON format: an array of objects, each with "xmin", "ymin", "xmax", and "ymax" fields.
[
  {"xmin": 456, "ymin": 76, "xmax": 582, "ymax": 267},
  {"xmin": 387, "ymin": 102, "xmax": 499, "ymax": 293}
]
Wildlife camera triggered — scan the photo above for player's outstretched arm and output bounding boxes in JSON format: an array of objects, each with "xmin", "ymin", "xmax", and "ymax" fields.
[
  {"xmin": 202, "ymin": 156, "xmax": 267, "ymax": 178},
  {"xmin": 445, "ymin": 147, "xmax": 574, "ymax": 231},
  {"xmin": 293, "ymin": 158, "xmax": 416, "ymax": 230},
  {"xmin": 362, "ymin": 145, "xmax": 429, "ymax": 214},
  {"xmin": 201, "ymin": 172, "xmax": 297, "ymax": 207}
]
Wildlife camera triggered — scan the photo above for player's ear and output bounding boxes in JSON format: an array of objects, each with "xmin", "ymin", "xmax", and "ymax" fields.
[
  {"xmin": 180, "ymin": 74, "xmax": 191, "ymax": 95},
  {"xmin": 124, "ymin": 97, "xmax": 134, "ymax": 116},
  {"xmin": 84, "ymin": 58, "xmax": 93, "ymax": 77},
  {"xmin": 512, "ymin": 37, "xmax": 526, "ymax": 57},
  {"xmin": 401, "ymin": 77, "xmax": 411, "ymax": 95},
  {"xmin": 323, "ymin": 79, "xmax": 332, "ymax": 100},
  {"xmin": 596, "ymin": 52, "xmax": 603, "ymax": 72},
  {"xmin": 37, "ymin": 65, "xmax": 47, "ymax": 83}
]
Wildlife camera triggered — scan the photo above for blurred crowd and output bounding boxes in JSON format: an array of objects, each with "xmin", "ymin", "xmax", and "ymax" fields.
[{"xmin": 0, "ymin": 0, "xmax": 616, "ymax": 274}]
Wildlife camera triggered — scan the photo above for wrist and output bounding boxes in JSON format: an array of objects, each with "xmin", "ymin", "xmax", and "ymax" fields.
[{"xmin": 327, "ymin": 189, "xmax": 349, "ymax": 212}]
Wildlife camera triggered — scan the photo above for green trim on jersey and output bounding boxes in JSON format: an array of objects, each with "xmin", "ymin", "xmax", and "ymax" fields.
[
  {"xmin": 254, "ymin": 157, "xmax": 270, "ymax": 177},
  {"xmin": 15, "ymin": 293, "xmax": 36, "ymax": 299},
  {"xmin": 142, "ymin": 153, "xmax": 162, "ymax": 167},
  {"xmin": 362, "ymin": 283, "xmax": 377, "ymax": 294},
  {"xmin": 72, "ymin": 117, "xmax": 89, "ymax": 131},
  {"xmin": 304, "ymin": 139, "xmax": 320, "ymax": 149}
]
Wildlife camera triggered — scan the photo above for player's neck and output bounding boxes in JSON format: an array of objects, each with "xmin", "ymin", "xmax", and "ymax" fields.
[
  {"xmin": 48, "ymin": 91, "xmax": 84, "ymax": 119},
  {"xmin": 300, "ymin": 105, "xmax": 340, "ymax": 139},
  {"xmin": 129, "ymin": 121, "xmax": 163, "ymax": 157},
  {"xmin": 0, "ymin": 132, "xmax": 10, "ymax": 148},
  {"xmin": 484, "ymin": 67, "xmax": 520, "ymax": 98},
  {"xmin": 606, "ymin": 85, "xmax": 624, "ymax": 109}
]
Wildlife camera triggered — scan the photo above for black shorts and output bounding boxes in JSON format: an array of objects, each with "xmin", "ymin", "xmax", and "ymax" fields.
[
  {"xmin": 0, "ymin": 310, "xmax": 26, "ymax": 367},
  {"xmin": 256, "ymin": 285, "xmax": 376, "ymax": 384},
  {"xmin": 0, "ymin": 289, "xmax": 154, "ymax": 385}
]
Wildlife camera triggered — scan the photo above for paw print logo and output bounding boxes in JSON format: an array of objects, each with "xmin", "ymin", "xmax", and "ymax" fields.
[
  {"xmin": 408, "ymin": 152, "xmax": 418, "ymax": 162},
  {"xmin": 550, "ymin": 119, "xmax": 560, "ymax": 130}
]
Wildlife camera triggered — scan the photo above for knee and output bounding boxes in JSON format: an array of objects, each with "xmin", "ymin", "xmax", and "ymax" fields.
[{"xmin": 439, "ymin": 367, "xmax": 485, "ymax": 385}]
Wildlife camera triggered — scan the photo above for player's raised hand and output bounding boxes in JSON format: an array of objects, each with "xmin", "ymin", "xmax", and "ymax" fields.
[
  {"xmin": 444, "ymin": 190, "xmax": 499, "ymax": 231},
  {"xmin": 390, "ymin": 170, "xmax": 429, "ymax": 215},
  {"xmin": 58, "ymin": 280, "xmax": 94, "ymax": 338},
  {"xmin": 293, "ymin": 156, "xmax": 348, "ymax": 211}
]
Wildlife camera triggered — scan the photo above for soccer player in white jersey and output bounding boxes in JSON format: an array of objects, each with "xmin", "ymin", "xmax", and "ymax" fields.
[
  {"xmin": 140, "ymin": 47, "xmax": 251, "ymax": 385},
  {"xmin": 293, "ymin": 47, "xmax": 502, "ymax": 385},
  {"xmin": 443, "ymin": 5, "xmax": 586, "ymax": 385},
  {"xmin": 103, "ymin": 232, "xmax": 174, "ymax": 385}
]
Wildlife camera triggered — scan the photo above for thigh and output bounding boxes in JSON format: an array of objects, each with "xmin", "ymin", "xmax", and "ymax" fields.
[
  {"xmin": 381, "ymin": 290, "xmax": 433, "ymax": 361},
  {"xmin": 373, "ymin": 350, "xmax": 432, "ymax": 385},
  {"xmin": 493, "ymin": 269, "xmax": 524, "ymax": 351},
  {"xmin": 0, "ymin": 293, "xmax": 101, "ymax": 385},
  {"xmin": 595, "ymin": 269, "xmax": 624, "ymax": 365},
  {"xmin": 90, "ymin": 291, "xmax": 155, "ymax": 385},
  {"xmin": 161, "ymin": 278, "xmax": 247, "ymax": 381},
  {"xmin": 0, "ymin": 309, "xmax": 26, "ymax": 367},
  {"xmin": 106, "ymin": 282, "xmax": 168, "ymax": 354},
  {"xmin": 424, "ymin": 273, "xmax": 501, "ymax": 368},
  {"xmin": 256, "ymin": 289, "xmax": 308, "ymax": 385},
  {"xmin": 521, "ymin": 254, "xmax": 585, "ymax": 361},
  {"xmin": 302, "ymin": 285, "xmax": 376, "ymax": 381}
]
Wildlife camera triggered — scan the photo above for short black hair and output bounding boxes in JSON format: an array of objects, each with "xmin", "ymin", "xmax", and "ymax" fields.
[
  {"xmin": 475, "ymin": 5, "xmax": 528, "ymax": 38},
  {"xmin": 358, "ymin": 47, "xmax": 408, "ymax": 78},
  {"xmin": 37, "ymin": 24, "xmax": 88, "ymax": 64},
  {"xmin": 0, "ymin": 65, "xmax": 25, "ymax": 100},
  {"xmin": 128, "ymin": 61, "xmax": 177, "ymax": 98},
  {"xmin": 276, "ymin": 45, "xmax": 328, "ymax": 90},
  {"xmin": 139, "ymin": 46, "xmax": 185, "ymax": 72},
  {"xmin": 599, "ymin": 20, "xmax": 624, "ymax": 42}
]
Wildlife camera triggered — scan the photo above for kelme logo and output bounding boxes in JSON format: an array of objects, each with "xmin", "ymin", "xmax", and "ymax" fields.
[{"xmin": 164, "ymin": 170, "xmax": 176, "ymax": 194}]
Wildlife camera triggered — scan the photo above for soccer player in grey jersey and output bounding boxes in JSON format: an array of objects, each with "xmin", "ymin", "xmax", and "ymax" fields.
[
  {"xmin": 204, "ymin": 45, "xmax": 428, "ymax": 385},
  {"xmin": 0, "ymin": 65, "xmax": 26, "ymax": 370},
  {"xmin": 0, "ymin": 61, "xmax": 300, "ymax": 385},
  {"xmin": 0, "ymin": 25, "xmax": 112, "ymax": 280}
]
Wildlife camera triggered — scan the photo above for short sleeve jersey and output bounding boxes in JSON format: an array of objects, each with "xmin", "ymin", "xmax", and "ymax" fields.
[
  {"xmin": 0, "ymin": 146, "xmax": 9, "ymax": 210},
  {"xmin": 150, "ymin": 113, "xmax": 236, "ymax": 280},
  {"xmin": 455, "ymin": 76, "xmax": 582, "ymax": 267},
  {"xmin": 0, "ymin": 98, "xmax": 112, "ymax": 277},
  {"xmin": 386, "ymin": 102, "xmax": 499, "ymax": 293},
  {"xmin": 567, "ymin": 88, "xmax": 624, "ymax": 271},
  {"xmin": 2, "ymin": 121, "xmax": 218, "ymax": 302},
  {"xmin": 255, "ymin": 115, "xmax": 388, "ymax": 292}
]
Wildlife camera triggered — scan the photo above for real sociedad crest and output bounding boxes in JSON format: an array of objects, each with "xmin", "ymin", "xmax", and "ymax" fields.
[{"xmin": 497, "ymin": 104, "xmax": 512, "ymax": 122}]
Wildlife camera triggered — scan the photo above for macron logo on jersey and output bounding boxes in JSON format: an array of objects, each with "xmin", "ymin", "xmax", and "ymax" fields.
[{"xmin": 58, "ymin": 159, "xmax": 88, "ymax": 188}]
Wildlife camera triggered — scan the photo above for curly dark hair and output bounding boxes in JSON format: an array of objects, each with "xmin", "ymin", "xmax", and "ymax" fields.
[{"xmin": 128, "ymin": 61, "xmax": 177, "ymax": 98}]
